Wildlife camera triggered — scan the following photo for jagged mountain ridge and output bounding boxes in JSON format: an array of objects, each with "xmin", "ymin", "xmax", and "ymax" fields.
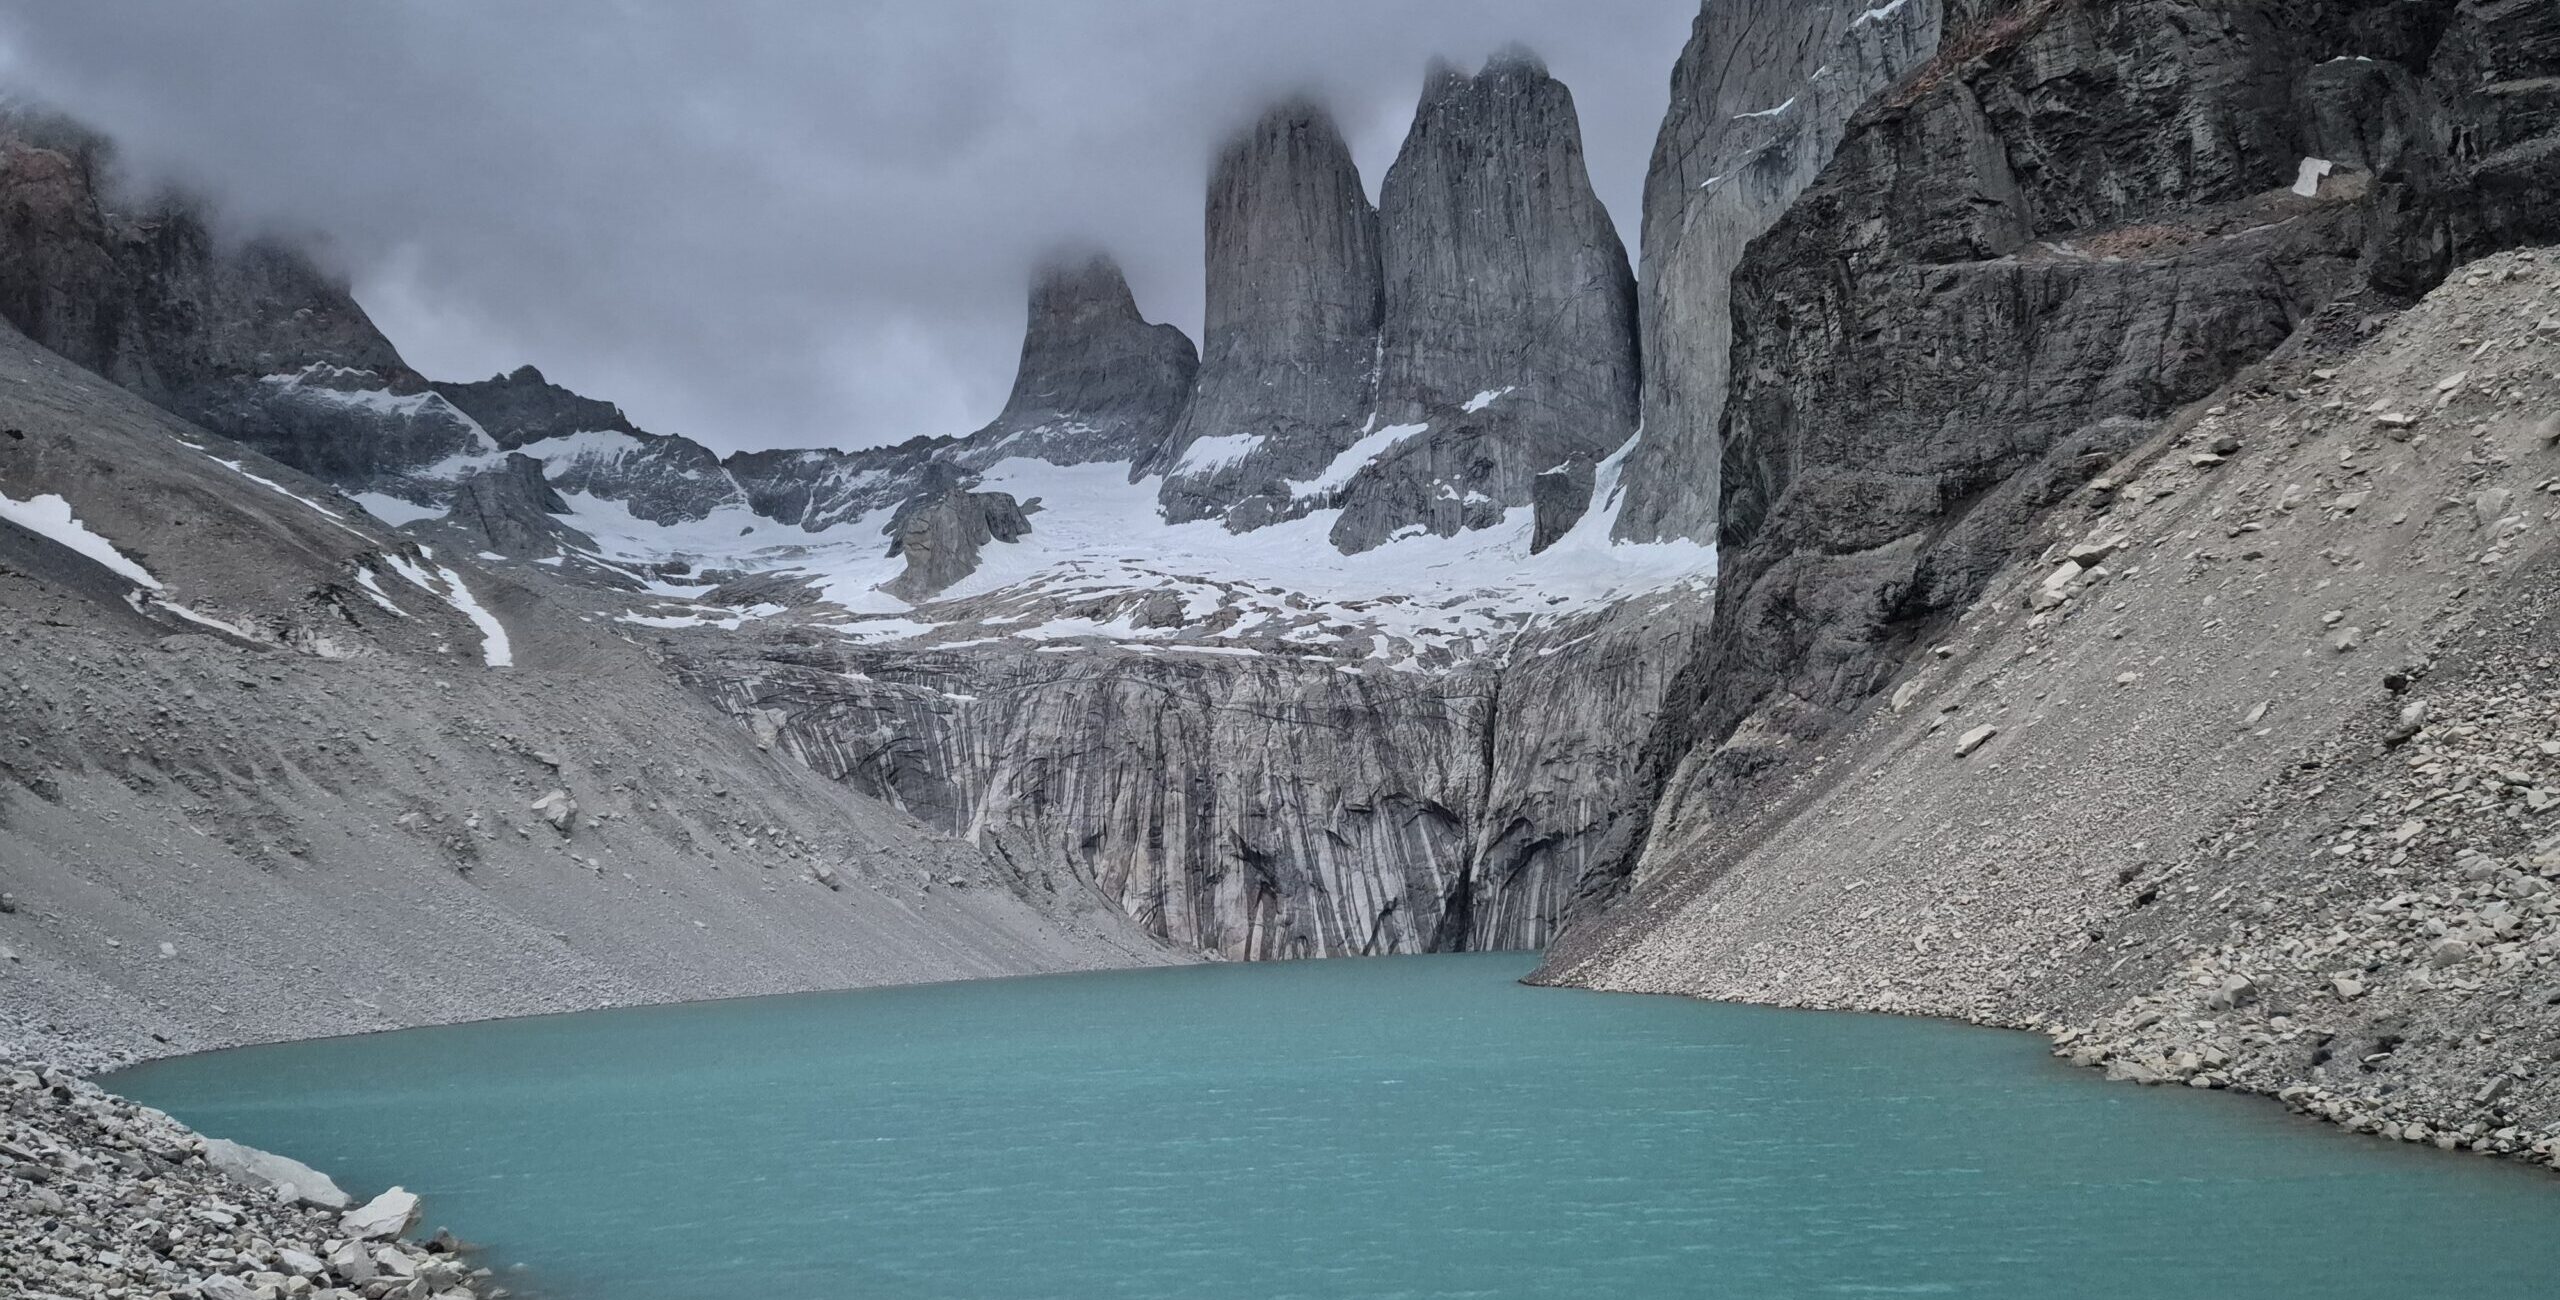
[{"xmin": 0, "ymin": 113, "xmax": 493, "ymax": 496}]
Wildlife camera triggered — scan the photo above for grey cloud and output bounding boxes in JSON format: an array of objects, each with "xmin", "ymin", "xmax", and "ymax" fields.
[{"xmin": 0, "ymin": 0, "xmax": 1695, "ymax": 452}]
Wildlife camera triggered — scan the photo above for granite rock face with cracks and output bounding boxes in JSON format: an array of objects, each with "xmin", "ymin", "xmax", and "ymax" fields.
[
  {"xmin": 1340, "ymin": 48, "xmax": 1640, "ymax": 555},
  {"xmin": 1148, "ymin": 98, "xmax": 1384, "ymax": 533},
  {"xmin": 967, "ymin": 254, "xmax": 1198, "ymax": 469},
  {"xmin": 672, "ymin": 588, "xmax": 1706, "ymax": 960},
  {"xmin": 1608, "ymin": 0, "xmax": 1944, "ymax": 544}
]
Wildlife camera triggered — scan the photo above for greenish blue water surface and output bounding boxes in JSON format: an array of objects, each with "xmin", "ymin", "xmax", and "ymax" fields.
[{"xmin": 108, "ymin": 953, "xmax": 2560, "ymax": 1299}]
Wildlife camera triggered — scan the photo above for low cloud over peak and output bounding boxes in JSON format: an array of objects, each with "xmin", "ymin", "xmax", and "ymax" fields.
[{"xmin": 0, "ymin": 0, "xmax": 1693, "ymax": 453}]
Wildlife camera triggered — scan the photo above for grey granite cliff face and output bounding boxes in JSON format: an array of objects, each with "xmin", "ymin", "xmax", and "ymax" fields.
[
  {"xmin": 963, "ymin": 254, "xmax": 1196, "ymax": 467},
  {"xmin": 437, "ymin": 365, "xmax": 752, "ymax": 525},
  {"xmin": 1546, "ymin": 247, "xmax": 2560, "ymax": 1171},
  {"xmin": 673, "ymin": 586, "xmax": 1705, "ymax": 959},
  {"xmin": 1330, "ymin": 51, "xmax": 1639, "ymax": 555},
  {"xmin": 1150, "ymin": 100, "xmax": 1383, "ymax": 532},
  {"xmin": 0, "ymin": 115, "xmax": 488, "ymax": 490},
  {"xmin": 1609, "ymin": 0, "xmax": 1943, "ymax": 543}
]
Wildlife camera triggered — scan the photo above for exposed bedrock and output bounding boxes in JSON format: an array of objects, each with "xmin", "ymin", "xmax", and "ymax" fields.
[
  {"xmin": 674, "ymin": 589, "xmax": 1704, "ymax": 959},
  {"xmin": 440, "ymin": 451, "xmax": 596, "ymax": 559},
  {"xmin": 436, "ymin": 363, "xmax": 643, "ymax": 450},
  {"xmin": 1150, "ymin": 62, "xmax": 1648, "ymax": 555},
  {"xmin": 880, "ymin": 488, "xmax": 1032, "ymax": 601},
  {"xmin": 961, "ymin": 253, "xmax": 1197, "ymax": 468},
  {"xmin": 1610, "ymin": 0, "xmax": 1945, "ymax": 544},
  {"xmin": 1149, "ymin": 99, "xmax": 1383, "ymax": 533},
  {"xmin": 1545, "ymin": 245, "xmax": 2560, "ymax": 1166},
  {"xmin": 725, "ymin": 439, "xmax": 947, "ymax": 533},
  {"xmin": 1331, "ymin": 49, "xmax": 1639, "ymax": 555}
]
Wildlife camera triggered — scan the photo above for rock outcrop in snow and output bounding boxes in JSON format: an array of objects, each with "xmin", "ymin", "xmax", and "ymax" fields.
[
  {"xmin": 880, "ymin": 488, "xmax": 1033, "ymax": 601},
  {"xmin": 438, "ymin": 364, "xmax": 753, "ymax": 525}
]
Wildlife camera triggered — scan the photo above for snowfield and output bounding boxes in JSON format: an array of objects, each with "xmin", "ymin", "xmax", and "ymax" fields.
[
  {"xmin": 0, "ymin": 492, "xmax": 163, "ymax": 590},
  {"xmin": 541, "ymin": 431, "xmax": 1715, "ymax": 670}
]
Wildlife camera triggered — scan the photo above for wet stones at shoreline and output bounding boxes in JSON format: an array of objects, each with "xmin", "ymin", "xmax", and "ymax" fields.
[{"xmin": 2, "ymin": 1063, "xmax": 498, "ymax": 1300}]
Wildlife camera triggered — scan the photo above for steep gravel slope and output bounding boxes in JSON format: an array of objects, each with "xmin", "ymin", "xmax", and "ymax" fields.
[{"xmin": 1544, "ymin": 248, "xmax": 2560, "ymax": 1164}]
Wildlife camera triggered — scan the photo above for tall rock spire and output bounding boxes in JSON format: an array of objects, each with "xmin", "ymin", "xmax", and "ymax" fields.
[
  {"xmin": 1150, "ymin": 97, "xmax": 1383, "ymax": 532},
  {"xmin": 969, "ymin": 251, "xmax": 1197, "ymax": 466},
  {"xmin": 1329, "ymin": 47, "xmax": 1639, "ymax": 553},
  {"xmin": 1377, "ymin": 46, "xmax": 1634, "ymax": 422}
]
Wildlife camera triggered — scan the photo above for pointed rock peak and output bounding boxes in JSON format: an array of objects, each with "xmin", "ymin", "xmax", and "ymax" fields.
[
  {"xmin": 436, "ymin": 363, "xmax": 642, "ymax": 449},
  {"xmin": 1480, "ymin": 43, "xmax": 1550, "ymax": 80},
  {"xmin": 1027, "ymin": 250, "xmax": 1142, "ymax": 327},
  {"xmin": 1413, "ymin": 46, "xmax": 1562, "ymax": 120},
  {"xmin": 1223, "ymin": 93, "xmax": 1352, "ymax": 158},
  {"xmin": 1422, "ymin": 56, "xmax": 1472, "ymax": 97},
  {"xmin": 970, "ymin": 246, "xmax": 1197, "ymax": 468}
]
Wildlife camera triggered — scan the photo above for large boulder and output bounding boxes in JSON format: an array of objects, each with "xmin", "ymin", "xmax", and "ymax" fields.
[
  {"xmin": 201, "ymin": 1136, "xmax": 350, "ymax": 1209},
  {"xmin": 338, "ymin": 1186, "xmax": 421, "ymax": 1240},
  {"xmin": 881, "ymin": 489, "xmax": 1032, "ymax": 601}
]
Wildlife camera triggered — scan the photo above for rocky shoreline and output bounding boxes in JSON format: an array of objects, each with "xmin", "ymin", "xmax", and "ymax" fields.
[{"xmin": 3, "ymin": 1063, "xmax": 500, "ymax": 1300}]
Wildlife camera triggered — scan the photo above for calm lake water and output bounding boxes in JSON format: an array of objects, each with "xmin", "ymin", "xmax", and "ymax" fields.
[{"xmin": 109, "ymin": 953, "xmax": 2560, "ymax": 1299}]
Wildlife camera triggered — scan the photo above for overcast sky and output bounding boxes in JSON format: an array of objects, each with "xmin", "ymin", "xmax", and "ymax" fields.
[{"xmin": 0, "ymin": 1, "xmax": 1697, "ymax": 453}]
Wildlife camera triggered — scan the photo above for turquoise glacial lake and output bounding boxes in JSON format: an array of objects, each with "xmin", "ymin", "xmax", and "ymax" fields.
[{"xmin": 109, "ymin": 953, "xmax": 2560, "ymax": 1298}]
